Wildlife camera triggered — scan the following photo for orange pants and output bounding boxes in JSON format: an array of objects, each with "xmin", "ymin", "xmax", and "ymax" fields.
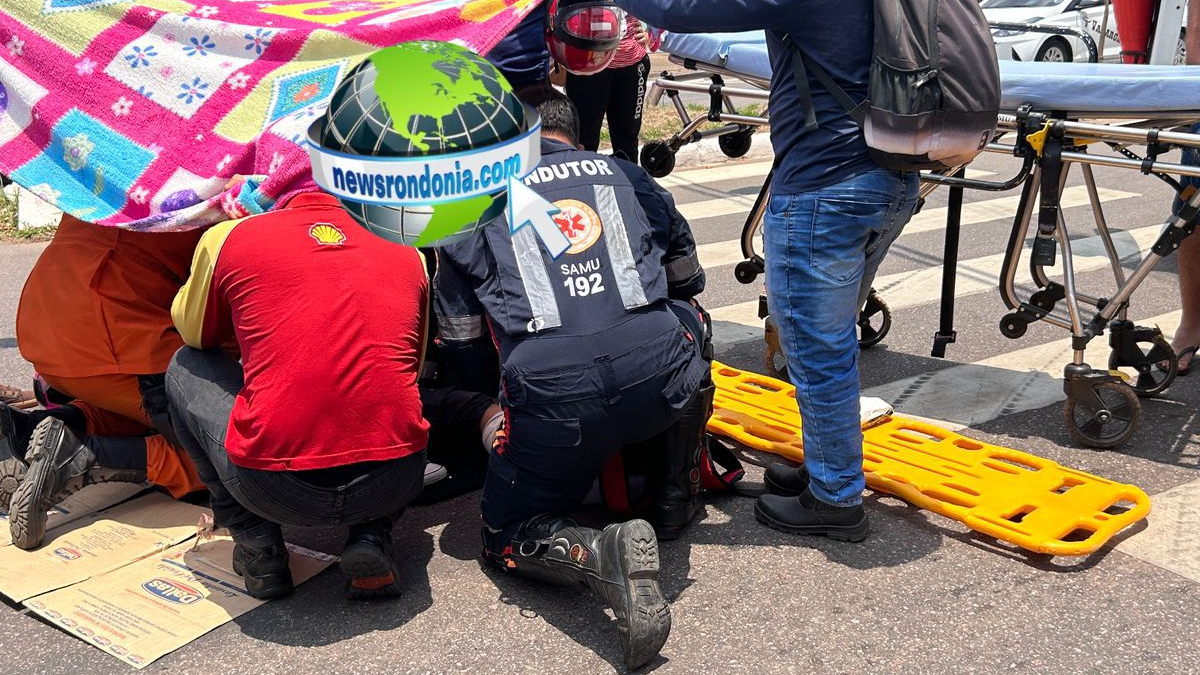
[{"xmin": 40, "ymin": 373, "xmax": 205, "ymax": 498}]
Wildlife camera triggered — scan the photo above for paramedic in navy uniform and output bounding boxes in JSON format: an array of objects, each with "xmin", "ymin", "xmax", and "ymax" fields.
[
  {"xmin": 615, "ymin": 0, "xmax": 920, "ymax": 541},
  {"xmin": 434, "ymin": 87, "xmax": 709, "ymax": 670}
]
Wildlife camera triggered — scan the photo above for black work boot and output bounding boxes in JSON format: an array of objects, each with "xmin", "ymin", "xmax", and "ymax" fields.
[
  {"xmin": 9, "ymin": 418, "xmax": 146, "ymax": 550},
  {"xmin": 0, "ymin": 404, "xmax": 31, "ymax": 509},
  {"xmin": 755, "ymin": 488, "xmax": 870, "ymax": 542},
  {"xmin": 341, "ymin": 519, "xmax": 401, "ymax": 600},
  {"xmin": 503, "ymin": 515, "xmax": 671, "ymax": 670},
  {"xmin": 651, "ymin": 384, "xmax": 714, "ymax": 541},
  {"xmin": 231, "ymin": 523, "xmax": 294, "ymax": 600},
  {"xmin": 763, "ymin": 462, "xmax": 810, "ymax": 497}
]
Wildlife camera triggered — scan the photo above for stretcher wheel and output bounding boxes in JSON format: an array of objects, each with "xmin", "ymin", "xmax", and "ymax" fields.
[
  {"xmin": 1108, "ymin": 337, "xmax": 1177, "ymax": 398},
  {"xmin": 857, "ymin": 290, "xmax": 890, "ymax": 349},
  {"xmin": 640, "ymin": 141, "xmax": 676, "ymax": 178},
  {"xmin": 1063, "ymin": 381, "xmax": 1142, "ymax": 449},
  {"xmin": 718, "ymin": 130, "xmax": 753, "ymax": 158},
  {"xmin": 999, "ymin": 314, "xmax": 1027, "ymax": 339},
  {"xmin": 734, "ymin": 260, "xmax": 760, "ymax": 284}
]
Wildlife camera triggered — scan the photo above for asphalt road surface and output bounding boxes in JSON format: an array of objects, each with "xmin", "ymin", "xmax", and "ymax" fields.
[{"xmin": 1, "ymin": 143, "xmax": 1199, "ymax": 674}]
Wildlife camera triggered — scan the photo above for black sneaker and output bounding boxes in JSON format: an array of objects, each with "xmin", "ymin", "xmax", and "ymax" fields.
[
  {"xmin": 9, "ymin": 418, "xmax": 145, "ymax": 550},
  {"xmin": 755, "ymin": 488, "xmax": 870, "ymax": 542},
  {"xmin": 341, "ymin": 522, "xmax": 401, "ymax": 600},
  {"xmin": 763, "ymin": 462, "xmax": 809, "ymax": 497},
  {"xmin": 232, "ymin": 541, "xmax": 295, "ymax": 600}
]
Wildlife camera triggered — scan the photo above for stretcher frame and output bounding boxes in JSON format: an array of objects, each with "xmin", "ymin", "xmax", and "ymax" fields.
[{"xmin": 646, "ymin": 31, "xmax": 1200, "ymax": 449}]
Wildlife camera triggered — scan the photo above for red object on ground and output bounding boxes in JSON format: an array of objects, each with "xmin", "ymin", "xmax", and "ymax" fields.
[{"xmin": 1112, "ymin": 0, "xmax": 1157, "ymax": 63}]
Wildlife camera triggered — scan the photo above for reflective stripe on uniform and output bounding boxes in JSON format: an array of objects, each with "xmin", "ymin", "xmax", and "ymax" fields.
[
  {"xmin": 665, "ymin": 252, "xmax": 701, "ymax": 283},
  {"xmin": 510, "ymin": 225, "xmax": 563, "ymax": 331},
  {"xmin": 438, "ymin": 314, "xmax": 484, "ymax": 342},
  {"xmin": 594, "ymin": 184, "xmax": 649, "ymax": 310}
]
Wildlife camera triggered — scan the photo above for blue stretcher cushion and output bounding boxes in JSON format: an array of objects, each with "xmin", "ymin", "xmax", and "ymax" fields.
[
  {"xmin": 661, "ymin": 31, "xmax": 1200, "ymax": 114},
  {"xmin": 660, "ymin": 30, "xmax": 767, "ymax": 71},
  {"xmin": 999, "ymin": 61, "xmax": 1200, "ymax": 114}
]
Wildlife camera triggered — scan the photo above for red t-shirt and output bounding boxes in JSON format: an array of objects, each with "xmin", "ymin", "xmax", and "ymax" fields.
[{"xmin": 172, "ymin": 192, "xmax": 430, "ymax": 471}]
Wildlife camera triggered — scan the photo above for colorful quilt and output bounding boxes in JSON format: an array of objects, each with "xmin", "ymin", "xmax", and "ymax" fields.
[{"xmin": 0, "ymin": 0, "xmax": 538, "ymax": 231}]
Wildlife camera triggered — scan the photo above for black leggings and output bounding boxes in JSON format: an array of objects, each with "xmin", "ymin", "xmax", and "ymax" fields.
[{"xmin": 565, "ymin": 56, "xmax": 650, "ymax": 163}]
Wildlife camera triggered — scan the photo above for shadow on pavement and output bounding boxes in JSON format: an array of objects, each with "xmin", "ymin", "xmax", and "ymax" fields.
[
  {"xmin": 484, "ymin": 570, "xmax": 670, "ymax": 674},
  {"xmin": 231, "ymin": 521, "xmax": 436, "ymax": 648}
]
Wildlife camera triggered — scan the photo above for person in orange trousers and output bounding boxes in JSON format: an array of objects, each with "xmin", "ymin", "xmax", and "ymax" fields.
[{"xmin": 1, "ymin": 213, "xmax": 206, "ymax": 548}]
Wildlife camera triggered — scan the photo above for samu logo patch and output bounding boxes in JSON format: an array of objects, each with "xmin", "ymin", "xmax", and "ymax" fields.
[{"xmin": 552, "ymin": 200, "xmax": 603, "ymax": 255}]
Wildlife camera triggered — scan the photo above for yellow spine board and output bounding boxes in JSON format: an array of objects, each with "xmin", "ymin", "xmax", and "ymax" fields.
[{"xmin": 708, "ymin": 363, "xmax": 1151, "ymax": 556}]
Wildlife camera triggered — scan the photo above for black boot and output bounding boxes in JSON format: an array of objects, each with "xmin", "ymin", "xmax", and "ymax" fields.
[
  {"xmin": 9, "ymin": 418, "xmax": 147, "ymax": 550},
  {"xmin": 341, "ymin": 518, "xmax": 401, "ymax": 600},
  {"xmin": 651, "ymin": 383, "xmax": 714, "ymax": 540},
  {"xmin": 0, "ymin": 404, "xmax": 31, "ymax": 509},
  {"xmin": 755, "ymin": 488, "xmax": 870, "ymax": 542},
  {"xmin": 503, "ymin": 515, "xmax": 671, "ymax": 670},
  {"xmin": 763, "ymin": 462, "xmax": 810, "ymax": 497},
  {"xmin": 231, "ymin": 523, "xmax": 294, "ymax": 600}
]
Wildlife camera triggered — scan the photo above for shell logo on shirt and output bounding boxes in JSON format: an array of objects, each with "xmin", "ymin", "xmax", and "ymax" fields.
[
  {"xmin": 309, "ymin": 222, "xmax": 347, "ymax": 246},
  {"xmin": 552, "ymin": 199, "xmax": 603, "ymax": 255}
]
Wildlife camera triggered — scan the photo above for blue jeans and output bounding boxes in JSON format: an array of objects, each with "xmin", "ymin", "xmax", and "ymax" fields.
[
  {"xmin": 1172, "ymin": 123, "xmax": 1200, "ymax": 217},
  {"xmin": 764, "ymin": 169, "xmax": 919, "ymax": 507}
]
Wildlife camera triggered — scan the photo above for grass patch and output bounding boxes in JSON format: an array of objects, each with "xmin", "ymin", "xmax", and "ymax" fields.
[
  {"xmin": 601, "ymin": 102, "xmax": 766, "ymax": 145},
  {"xmin": 0, "ymin": 189, "xmax": 57, "ymax": 243}
]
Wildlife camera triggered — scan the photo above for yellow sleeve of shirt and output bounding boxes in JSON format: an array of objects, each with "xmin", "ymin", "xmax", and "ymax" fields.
[{"xmin": 171, "ymin": 218, "xmax": 244, "ymax": 349}]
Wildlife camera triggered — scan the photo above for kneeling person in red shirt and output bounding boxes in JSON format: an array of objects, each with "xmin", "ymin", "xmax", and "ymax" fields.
[{"xmin": 165, "ymin": 190, "xmax": 430, "ymax": 600}]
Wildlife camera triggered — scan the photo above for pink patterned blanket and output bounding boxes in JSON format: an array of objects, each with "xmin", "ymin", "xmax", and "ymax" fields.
[{"xmin": 0, "ymin": 0, "xmax": 536, "ymax": 230}]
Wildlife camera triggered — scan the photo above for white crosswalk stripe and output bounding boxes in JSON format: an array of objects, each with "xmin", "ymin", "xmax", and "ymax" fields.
[
  {"xmin": 705, "ymin": 222, "xmax": 1164, "ymax": 338},
  {"xmin": 674, "ymin": 169, "xmax": 997, "ymax": 222},
  {"xmin": 866, "ymin": 309, "xmax": 1181, "ymax": 426},
  {"xmin": 691, "ymin": 183, "xmax": 1127, "ymax": 271}
]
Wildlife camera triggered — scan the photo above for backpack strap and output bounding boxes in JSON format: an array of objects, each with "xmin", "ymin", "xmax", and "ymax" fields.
[
  {"xmin": 781, "ymin": 34, "xmax": 870, "ymax": 130},
  {"xmin": 700, "ymin": 436, "xmax": 777, "ymax": 499}
]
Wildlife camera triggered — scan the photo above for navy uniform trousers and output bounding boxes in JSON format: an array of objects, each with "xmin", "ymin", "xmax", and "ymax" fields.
[{"xmin": 482, "ymin": 301, "xmax": 708, "ymax": 552}]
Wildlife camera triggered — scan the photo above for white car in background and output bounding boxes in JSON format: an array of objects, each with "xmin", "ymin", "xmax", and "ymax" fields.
[
  {"xmin": 984, "ymin": 0, "xmax": 1123, "ymax": 62},
  {"xmin": 984, "ymin": 0, "xmax": 1187, "ymax": 63}
]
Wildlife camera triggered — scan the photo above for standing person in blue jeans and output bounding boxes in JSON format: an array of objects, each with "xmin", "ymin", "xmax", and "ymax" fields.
[{"xmin": 613, "ymin": 0, "xmax": 919, "ymax": 541}]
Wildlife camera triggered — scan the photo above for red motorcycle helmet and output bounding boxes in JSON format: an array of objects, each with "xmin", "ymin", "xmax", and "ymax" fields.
[{"xmin": 545, "ymin": 0, "xmax": 625, "ymax": 76}]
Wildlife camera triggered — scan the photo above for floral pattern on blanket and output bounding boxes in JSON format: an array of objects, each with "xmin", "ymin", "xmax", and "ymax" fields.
[{"xmin": 0, "ymin": 0, "xmax": 540, "ymax": 230}]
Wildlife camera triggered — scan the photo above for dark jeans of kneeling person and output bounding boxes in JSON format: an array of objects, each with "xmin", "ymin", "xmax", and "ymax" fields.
[{"xmin": 164, "ymin": 347, "xmax": 425, "ymax": 600}]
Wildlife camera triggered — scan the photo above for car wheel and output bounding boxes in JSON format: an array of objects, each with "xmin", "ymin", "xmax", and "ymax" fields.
[{"xmin": 1036, "ymin": 37, "xmax": 1072, "ymax": 63}]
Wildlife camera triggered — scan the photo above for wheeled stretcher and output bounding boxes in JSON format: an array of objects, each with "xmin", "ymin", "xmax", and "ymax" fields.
[{"xmin": 648, "ymin": 30, "xmax": 1200, "ymax": 449}]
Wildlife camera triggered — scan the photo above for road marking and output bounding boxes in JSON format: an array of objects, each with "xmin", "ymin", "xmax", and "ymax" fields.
[
  {"xmin": 678, "ymin": 193, "xmax": 761, "ymax": 222},
  {"xmin": 692, "ymin": 184, "xmax": 1132, "ymax": 270},
  {"xmin": 903, "ymin": 186, "xmax": 1138, "ymax": 237},
  {"xmin": 865, "ymin": 309, "xmax": 1180, "ymax": 426},
  {"xmin": 674, "ymin": 169, "xmax": 997, "ymax": 221},
  {"xmin": 657, "ymin": 160, "xmax": 774, "ymax": 189},
  {"xmin": 705, "ymin": 222, "xmax": 1166, "ymax": 334},
  {"xmin": 877, "ymin": 222, "xmax": 1162, "ymax": 311},
  {"xmin": 1116, "ymin": 476, "xmax": 1200, "ymax": 583}
]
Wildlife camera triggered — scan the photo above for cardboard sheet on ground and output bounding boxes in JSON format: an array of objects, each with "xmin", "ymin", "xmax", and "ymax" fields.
[
  {"xmin": 0, "ymin": 492, "xmax": 200, "ymax": 602},
  {"xmin": 27, "ymin": 537, "xmax": 334, "ymax": 669},
  {"xmin": 0, "ymin": 487, "xmax": 334, "ymax": 668},
  {"xmin": 0, "ymin": 482, "xmax": 146, "ymax": 548}
]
